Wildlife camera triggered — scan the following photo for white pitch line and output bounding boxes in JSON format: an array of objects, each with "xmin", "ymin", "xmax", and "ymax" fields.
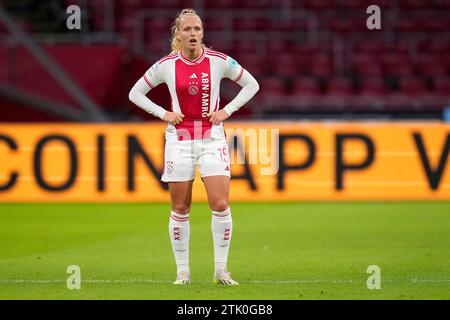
[
  {"xmin": 1, "ymin": 279, "xmax": 450, "ymax": 284},
  {"xmin": 0, "ymin": 279, "xmax": 169, "ymax": 284}
]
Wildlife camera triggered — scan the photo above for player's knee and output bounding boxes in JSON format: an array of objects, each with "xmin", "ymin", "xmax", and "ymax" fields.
[
  {"xmin": 172, "ymin": 203, "xmax": 190, "ymax": 214},
  {"xmin": 210, "ymin": 200, "xmax": 229, "ymax": 212}
]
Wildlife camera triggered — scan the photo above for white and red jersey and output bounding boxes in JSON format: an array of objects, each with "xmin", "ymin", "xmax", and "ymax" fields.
[{"xmin": 143, "ymin": 48, "xmax": 244, "ymax": 141}]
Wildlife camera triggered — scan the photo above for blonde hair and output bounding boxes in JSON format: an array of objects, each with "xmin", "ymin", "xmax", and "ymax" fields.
[{"xmin": 170, "ymin": 8, "xmax": 205, "ymax": 53}]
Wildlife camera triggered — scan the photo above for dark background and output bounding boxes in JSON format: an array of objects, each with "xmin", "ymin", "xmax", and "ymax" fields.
[{"xmin": 0, "ymin": 0, "xmax": 449, "ymax": 122}]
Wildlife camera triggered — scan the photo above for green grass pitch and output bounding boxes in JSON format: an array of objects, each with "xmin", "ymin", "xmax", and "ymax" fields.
[{"xmin": 0, "ymin": 202, "xmax": 449, "ymax": 299}]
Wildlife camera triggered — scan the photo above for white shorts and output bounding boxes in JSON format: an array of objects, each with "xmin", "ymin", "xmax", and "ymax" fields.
[{"xmin": 161, "ymin": 138, "xmax": 231, "ymax": 182}]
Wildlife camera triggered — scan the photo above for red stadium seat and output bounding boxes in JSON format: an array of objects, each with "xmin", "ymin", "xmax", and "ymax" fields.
[
  {"xmin": 114, "ymin": 0, "xmax": 146, "ymax": 8},
  {"xmin": 300, "ymin": 0, "xmax": 337, "ymax": 9},
  {"xmin": 423, "ymin": 19, "xmax": 449, "ymax": 32},
  {"xmin": 145, "ymin": 17, "xmax": 172, "ymax": 33},
  {"xmin": 428, "ymin": 41, "xmax": 450, "ymax": 55},
  {"xmin": 204, "ymin": 0, "xmax": 235, "ymax": 8},
  {"xmin": 399, "ymin": 0, "xmax": 431, "ymax": 8},
  {"xmin": 359, "ymin": 77, "xmax": 388, "ymax": 95},
  {"xmin": 204, "ymin": 19, "xmax": 226, "ymax": 32},
  {"xmin": 266, "ymin": 41, "xmax": 287, "ymax": 55},
  {"xmin": 436, "ymin": 0, "xmax": 450, "ymax": 8},
  {"xmin": 243, "ymin": 63, "xmax": 267, "ymax": 78},
  {"xmin": 132, "ymin": 0, "xmax": 179, "ymax": 8},
  {"xmin": 434, "ymin": 77, "xmax": 450, "ymax": 96},
  {"xmin": 0, "ymin": 47, "xmax": 8, "ymax": 83},
  {"xmin": 237, "ymin": 0, "xmax": 278, "ymax": 9},
  {"xmin": 292, "ymin": 43, "xmax": 319, "ymax": 55},
  {"xmin": 354, "ymin": 63, "xmax": 383, "ymax": 77},
  {"xmin": 392, "ymin": 41, "xmax": 413, "ymax": 54},
  {"xmin": 296, "ymin": 55, "xmax": 316, "ymax": 75},
  {"xmin": 233, "ymin": 18, "xmax": 264, "ymax": 31},
  {"xmin": 394, "ymin": 19, "xmax": 421, "ymax": 33},
  {"xmin": 235, "ymin": 53, "xmax": 262, "ymax": 66},
  {"xmin": 233, "ymin": 41, "xmax": 258, "ymax": 55},
  {"xmin": 310, "ymin": 64, "xmax": 334, "ymax": 78},
  {"xmin": 116, "ymin": 15, "xmax": 135, "ymax": 34},
  {"xmin": 415, "ymin": 54, "xmax": 447, "ymax": 77},
  {"xmin": 259, "ymin": 77, "xmax": 287, "ymax": 95},
  {"xmin": 329, "ymin": 19, "xmax": 363, "ymax": 34},
  {"xmin": 381, "ymin": 53, "xmax": 414, "ymax": 77},
  {"xmin": 309, "ymin": 55, "xmax": 333, "ymax": 77},
  {"xmin": 235, "ymin": 54, "xmax": 267, "ymax": 77},
  {"xmin": 381, "ymin": 53, "xmax": 410, "ymax": 66},
  {"xmin": 267, "ymin": 19, "xmax": 309, "ymax": 32},
  {"xmin": 208, "ymin": 39, "xmax": 231, "ymax": 53},
  {"xmin": 276, "ymin": 61, "xmax": 302, "ymax": 78},
  {"xmin": 399, "ymin": 77, "xmax": 430, "ymax": 95},
  {"xmin": 383, "ymin": 94, "xmax": 415, "ymax": 112},
  {"xmin": 352, "ymin": 53, "xmax": 378, "ymax": 65},
  {"xmin": 326, "ymin": 77, "xmax": 354, "ymax": 95},
  {"xmin": 354, "ymin": 40, "xmax": 388, "ymax": 53},
  {"xmin": 336, "ymin": 0, "xmax": 391, "ymax": 7},
  {"xmin": 384, "ymin": 63, "xmax": 415, "ymax": 77},
  {"xmin": 352, "ymin": 53, "xmax": 383, "ymax": 76},
  {"xmin": 292, "ymin": 77, "xmax": 321, "ymax": 95},
  {"xmin": 337, "ymin": 0, "xmax": 371, "ymax": 9}
]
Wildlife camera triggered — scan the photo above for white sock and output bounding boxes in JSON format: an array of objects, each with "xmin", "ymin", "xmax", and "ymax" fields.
[
  {"xmin": 169, "ymin": 211, "xmax": 190, "ymax": 274},
  {"xmin": 211, "ymin": 207, "xmax": 233, "ymax": 272}
]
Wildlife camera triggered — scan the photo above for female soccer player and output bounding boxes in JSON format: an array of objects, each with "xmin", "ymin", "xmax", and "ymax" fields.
[{"xmin": 129, "ymin": 8, "xmax": 259, "ymax": 285}]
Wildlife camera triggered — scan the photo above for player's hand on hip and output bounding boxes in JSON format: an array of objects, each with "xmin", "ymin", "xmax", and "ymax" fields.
[
  {"xmin": 163, "ymin": 112, "xmax": 185, "ymax": 125},
  {"xmin": 207, "ymin": 110, "xmax": 229, "ymax": 125}
]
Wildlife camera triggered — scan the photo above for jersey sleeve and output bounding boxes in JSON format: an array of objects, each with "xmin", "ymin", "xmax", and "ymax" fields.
[
  {"xmin": 223, "ymin": 55, "xmax": 244, "ymax": 82},
  {"xmin": 143, "ymin": 61, "xmax": 164, "ymax": 89}
]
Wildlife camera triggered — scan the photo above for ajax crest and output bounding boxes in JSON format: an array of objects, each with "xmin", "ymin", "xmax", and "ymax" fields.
[{"xmin": 189, "ymin": 85, "xmax": 199, "ymax": 95}]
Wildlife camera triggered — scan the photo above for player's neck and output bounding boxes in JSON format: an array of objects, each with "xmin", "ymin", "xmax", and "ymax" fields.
[{"xmin": 182, "ymin": 47, "xmax": 202, "ymax": 61}]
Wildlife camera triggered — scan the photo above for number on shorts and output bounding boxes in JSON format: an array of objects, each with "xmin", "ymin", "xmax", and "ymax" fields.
[{"xmin": 217, "ymin": 146, "xmax": 228, "ymax": 163}]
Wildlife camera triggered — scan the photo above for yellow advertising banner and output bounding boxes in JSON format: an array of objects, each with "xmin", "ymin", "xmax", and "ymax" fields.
[{"xmin": 0, "ymin": 122, "xmax": 449, "ymax": 202}]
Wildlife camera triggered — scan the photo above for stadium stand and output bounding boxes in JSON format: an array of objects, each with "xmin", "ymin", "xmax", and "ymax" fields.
[{"xmin": 0, "ymin": 0, "xmax": 449, "ymax": 121}]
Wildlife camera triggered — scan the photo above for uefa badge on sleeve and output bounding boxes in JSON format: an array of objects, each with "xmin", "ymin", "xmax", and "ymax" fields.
[{"xmin": 229, "ymin": 57, "xmax": 238, "ymax": 68}]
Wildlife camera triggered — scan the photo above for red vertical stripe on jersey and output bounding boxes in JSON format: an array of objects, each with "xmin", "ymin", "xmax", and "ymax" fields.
[{"xmin": 175, "ymin": 57, "xmax": 212, "ymax": 140}]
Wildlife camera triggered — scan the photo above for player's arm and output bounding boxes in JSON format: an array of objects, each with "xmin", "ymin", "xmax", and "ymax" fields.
[
  {"xmin": 207, "ymin": 57, "xmax": 259, "ymax": 125},
  {"xmin": 128, "ymin": 63, "xmax": 184, "ymax": 125},
  {"xmin": 222, "ymin": 69, "xmax": 259, "ymax": 117}
]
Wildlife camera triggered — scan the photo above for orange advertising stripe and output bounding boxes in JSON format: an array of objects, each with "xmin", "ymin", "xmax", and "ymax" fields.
[{"xmin": 0, "ymin": 122, "xmax": 449, "ymax": 202}]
